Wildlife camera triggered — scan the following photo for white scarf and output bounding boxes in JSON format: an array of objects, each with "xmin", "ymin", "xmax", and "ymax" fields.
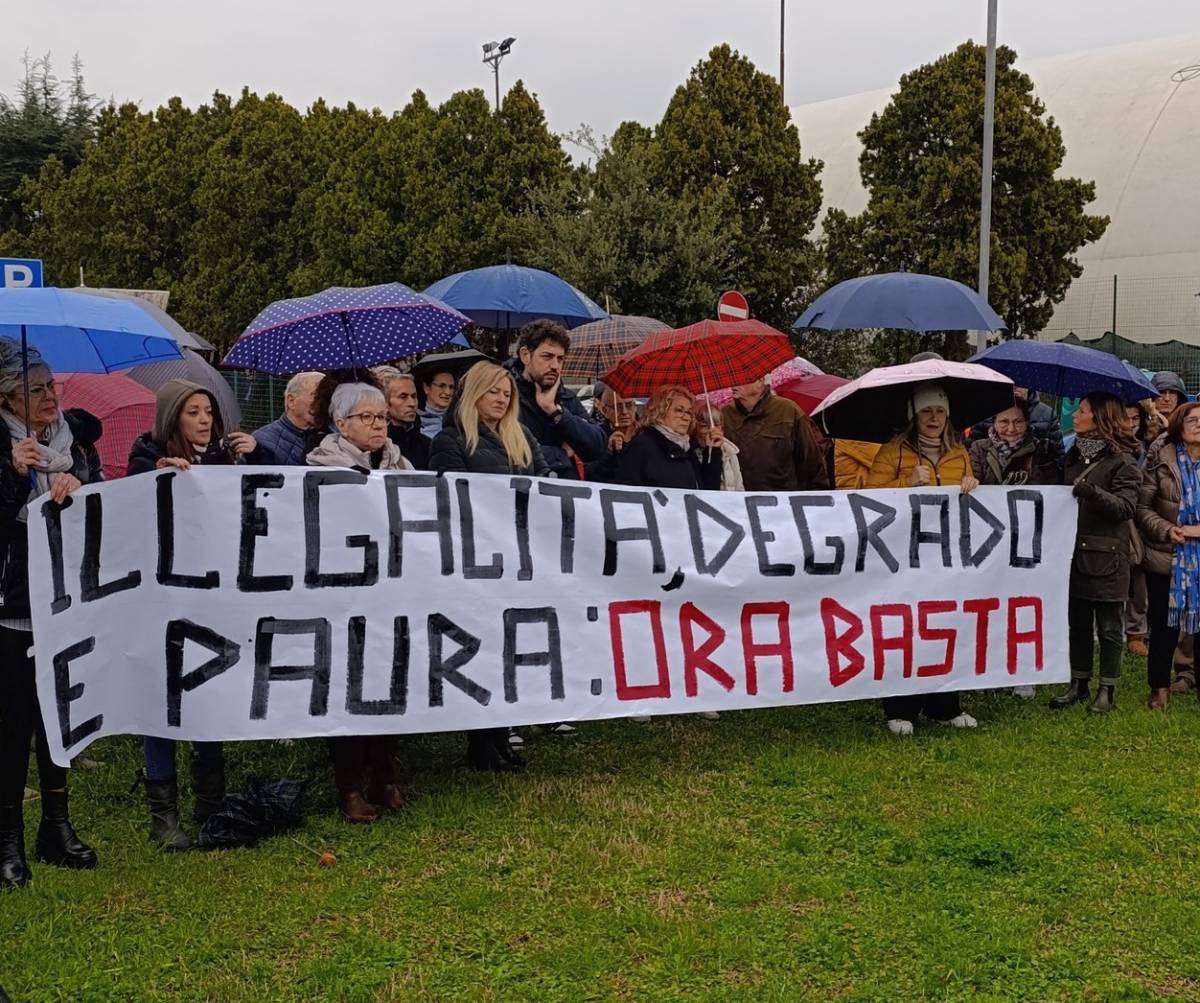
[
  {"xmin": 305, "ymin": 432, "xmax": 411, "ymax": 471},
  {"xmin": 653, "ymin": 423, "xmax": 693, "ymax": 452},
  {"xmin": 3, "ymin": 411, "xmax": 75, "ymax": 521}
]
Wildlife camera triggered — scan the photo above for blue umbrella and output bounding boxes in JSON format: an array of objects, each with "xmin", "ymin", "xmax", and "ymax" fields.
[
  {"xmin": 0, "ymin": 286, "xmax": 183, "ymax": 435},
  {"xmin": 968, "ymin": 340, "xmax": 1157, "ymax": 403},
  {"xmin": 423, "ymin": 263, "xmax": 608, "ymax": 329},
  {"xmin": 223, "ymin": 283, "xmax": 471, "ymax": 374},
  {"xmin": 794, "ymin": 271, "xmax": 1006, "ymax": 333}
]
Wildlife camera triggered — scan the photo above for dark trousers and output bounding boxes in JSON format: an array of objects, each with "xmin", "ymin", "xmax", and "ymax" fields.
[
  {"xmin": 1146, "ymin": 572, "xmax": 1181, "ymax": 690},
  {"xmin": 1068, "ymin": 596, "xmax": 1124, "ymax": 685},
  {"xmin": 882, "ymin": 692, "xmax": 962, "ymax": 724},
  {"xmin": 143, "ymin": 737, "xmax": 223, "ymax": 783},
  {"xmin": 328, "ymin": 736, "xmax": 398, "ymax": 795},
  {"xmin": 0, "ymin": 627, "xmax": 66, "ymax": 803}
]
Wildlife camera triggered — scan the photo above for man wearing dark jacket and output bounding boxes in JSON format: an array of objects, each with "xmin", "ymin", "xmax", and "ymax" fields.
[
  {"xmin": 382, "ymin": 372, "xmax": 431, "ymax": 470},
  {"xmin": 501, "ymin": 320, "xmax": 606, "ymax": 479},
  {"xmin": 255, "ymin": 371, "xmax": 322, "ymax": 466},
  {"xmin": 584, "ymin": 380, "xmax": 638, "ymax": 483},
  {"xmin": 721, "ymin": 376, "xmax": 829, "ymax": 491}
]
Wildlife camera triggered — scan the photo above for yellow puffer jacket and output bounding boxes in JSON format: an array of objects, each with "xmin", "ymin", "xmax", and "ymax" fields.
[
  {"xmin": 865, "ymin": 435, "xmax": 971, "ymax": 489},
  {"xmin": 834, "ymin": 440, "xmax": 882, "ymax": 490}
]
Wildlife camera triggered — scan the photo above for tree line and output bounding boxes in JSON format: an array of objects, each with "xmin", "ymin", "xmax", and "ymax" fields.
[{"xmin": 0, "ymin": 43, "xmax": 1107, "ymax": 369}]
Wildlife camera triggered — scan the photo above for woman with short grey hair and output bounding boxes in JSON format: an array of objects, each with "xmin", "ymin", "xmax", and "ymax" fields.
[
  {"xmin": 0, "ymin": 338, "xmax": 100, "ymax": 888},
  {"xmin": 307, "ymin": 382, "xmax": 411, "ymax": 823}
]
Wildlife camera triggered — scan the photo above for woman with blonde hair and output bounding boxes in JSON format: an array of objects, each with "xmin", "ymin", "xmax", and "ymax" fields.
[
  {"xmin": 429, "ymin": 362, "xmax": 548, "ymax": 772},
  {"xmin": 429, "ymin": 363, "xmax": 550, "ymax": 478},
  {"xmin": 616, "ymin": 386, "xmax": 722, "ymax": 491}
]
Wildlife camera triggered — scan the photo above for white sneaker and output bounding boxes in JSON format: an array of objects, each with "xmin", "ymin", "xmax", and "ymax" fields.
[
  {"xmin": 630, "ymin": 714, "xmax": 652, "ymax": 724},
  {"xmin": 700, "ymin": 711, "xmax": 719, "ymax": 720},
  {"xmin": 887, "ymin": 718, "xmax": 914, "ymax": 736},
  {"xmin": 540, "ymin": 722, "xmax": 577, "ymax": 735},
  {"xmin": 1012, "ymin": 686, "xmax": 1036, "ymax": 700},
  {"xmin": 941, "ymin": 712, "xmax": 978, "ymax": 729}
]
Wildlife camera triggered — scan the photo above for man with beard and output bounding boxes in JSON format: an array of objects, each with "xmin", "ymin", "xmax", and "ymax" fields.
[{"xmin": 502, "ymin": 320, "xmax": 605, "ymax": 480}]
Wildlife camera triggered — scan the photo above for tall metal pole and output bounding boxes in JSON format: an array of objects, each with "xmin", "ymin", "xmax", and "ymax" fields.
[
  {"xmin": 779, "ymin": 0, "xmax": 785, "ymax": 96},
  {"xmin": 494, "ymin": 64, "xmax": 500, "ymax": 111},
  {"xmin": 975, "ymin": 0, "xmax": 998, "ymax": 352}
]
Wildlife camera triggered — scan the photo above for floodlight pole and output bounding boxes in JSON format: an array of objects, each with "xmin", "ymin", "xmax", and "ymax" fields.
[
  {"xmin": 779, "ymin": 1, "xmax": 785, "ymax": 96},
  {"xmin": 976, "ymin": 0, "xmax": 998, "ymax": 352},
  {"xmin": 482, "ymin": 39, "xmax": 515, "ymax": 112}
]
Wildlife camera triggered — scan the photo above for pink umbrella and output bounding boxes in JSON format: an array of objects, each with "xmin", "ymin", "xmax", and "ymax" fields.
[
  {"xmin": 702, "ymin": 355, "xmax": 826, "ymax": 409},
  {"xmin": 811, "ymin": 359, "xmax": 1014, "ymax": 443},
  {"xmin": 57, "ymin": 372, "xmax": 156, "ymax": 479}
]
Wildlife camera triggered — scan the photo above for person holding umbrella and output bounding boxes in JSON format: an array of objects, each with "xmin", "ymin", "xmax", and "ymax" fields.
[
  {"xmin": 863, "ymin": 381, "xmax": 980, "ymax": 734},
  {"xmin": 1049, "ymin": 393, "xmax": 1142, "ymax": 714},
  {"xmin": 418, "ymin": 368, "xmax": 458, "ymax": 439},
  {"xmin": 0, "ymin": 340, "xmax": 99, "ymax": 888},
  {"xmin": 127, "ymin": 379, "xmax": 264, "ymax": 849},
  {"xmin": 429, "ymin": 362, "xmax": 549, "ymax": 771},
  {"xmin": 615, "ymin": 387, "xmax": 723, "ymax": 491},
  {"xmin": 307, "ymin": 382, "xmax": 413, "ymax": 823}
]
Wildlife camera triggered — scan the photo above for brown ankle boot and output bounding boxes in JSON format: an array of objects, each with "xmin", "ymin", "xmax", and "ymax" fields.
[
  {"xmin": 368, "ymin": 783, "xmax": 409, "ymax": 812},
  {"xmin": 338, "ymin": 791, "xmax": 378, "ymax": 824},
  {"xmin": 1148, "ymin": 688, "xmax": 1170, "ymax": 710}
]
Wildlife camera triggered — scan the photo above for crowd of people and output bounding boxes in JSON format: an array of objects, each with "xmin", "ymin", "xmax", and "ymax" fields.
[{"xmin": 1, "ymin": 319, "xmax": 1197, "ymax": 891}]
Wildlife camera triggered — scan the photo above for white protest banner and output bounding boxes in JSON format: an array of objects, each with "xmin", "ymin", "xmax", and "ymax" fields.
[{"xmin": 29, "ymin": 469, "xmax": 1075, "ymax": 766}]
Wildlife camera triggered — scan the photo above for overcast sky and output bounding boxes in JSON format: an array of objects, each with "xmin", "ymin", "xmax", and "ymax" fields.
[{"xmin": 4, "ymin": 1, "xmax": 1195, "ymax": 143}]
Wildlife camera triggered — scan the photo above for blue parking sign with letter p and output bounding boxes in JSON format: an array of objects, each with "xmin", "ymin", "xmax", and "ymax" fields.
[{"xmin": 0, "ymin": 258, "xmax": 44, "ymax": 288}]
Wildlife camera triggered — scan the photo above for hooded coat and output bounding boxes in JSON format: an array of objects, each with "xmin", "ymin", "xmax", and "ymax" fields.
[{"xmin": 126, "ymin": 378, "xmax": 269, "ymax": 474}]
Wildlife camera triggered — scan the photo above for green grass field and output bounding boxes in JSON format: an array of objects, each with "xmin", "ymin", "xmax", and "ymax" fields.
[{"xmin": 4, "ymin": 666, "xmax": 1200, "ymax": 1002}]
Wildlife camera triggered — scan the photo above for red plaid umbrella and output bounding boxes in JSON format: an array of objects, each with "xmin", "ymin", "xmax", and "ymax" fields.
[
  {"xmin": 57, "ymin": 372, "xmax": 156, "ymax": 479},
  {"xmin": 602, "ymin": 319, "xmax": 794, "ymax": 398},
  {"xmin": 562, "ymin": 315, "xmax": 668, "ymax": 381}
]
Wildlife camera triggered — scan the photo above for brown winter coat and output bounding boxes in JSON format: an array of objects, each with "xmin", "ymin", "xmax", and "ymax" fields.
[
  {"xmin": 720, "ymin": 391, "xmax": 829, "ymax": 491},
  {"xmin": 1136, "ymin": 437, "xmax": 1182, "ymax": 577},
  {"xmin": 1066, "ymin": 443, "xmax": 1141, "ymax": 603},
  {"xmin": 969, "ymin": 435, "xmax": 1061, "ymax": 486}
]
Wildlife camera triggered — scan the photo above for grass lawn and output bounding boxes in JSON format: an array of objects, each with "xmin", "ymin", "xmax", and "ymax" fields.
[{"xmin": 4, "ymin": 663, "xmax": 1200, "ymax": 1002}]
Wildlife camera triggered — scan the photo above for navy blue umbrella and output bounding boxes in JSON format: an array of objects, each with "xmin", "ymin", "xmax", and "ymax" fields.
[
  {"xmin": 968, "ymin": 340, "xmax": 1157, "ymax": 403},
  {"xmin": 423, "ymin": 264, "xmax": 608, "ymax": 329},
  {"xmin": 223, "ymin": 283, "xmax": 470, "ymax": 374},
  {"xmin": 794, "ymin": 272, "xmax": 1006, "ymax": 333}
]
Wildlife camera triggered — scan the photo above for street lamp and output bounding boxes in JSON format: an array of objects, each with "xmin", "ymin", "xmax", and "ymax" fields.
[
  {"xmin": 482, "ymin": 36, "xmax": 516, "ymax": 111},
  {"xmin": 976, "ymin": 0, "xmax": 998, "ymax": 353}
]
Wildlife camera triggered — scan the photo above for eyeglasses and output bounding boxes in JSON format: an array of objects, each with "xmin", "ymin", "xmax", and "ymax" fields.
[
  {"xmin": 1183, "ymin": 416, "xmax": 1200, "ymax": 428},
  {"xmin": 25, "ymin": 380, "xmax": 58, "ymax": 399},
  {"xmin": 429, "ymin": 381, "xmax": 455, "ymax": 392},
  {"xmin": 668, "ymin": 406, "xmax": 694, "ymax": 419},
  {"xmin": 347, "ymin": 412, "xmax": 388, "ymax": 426}
]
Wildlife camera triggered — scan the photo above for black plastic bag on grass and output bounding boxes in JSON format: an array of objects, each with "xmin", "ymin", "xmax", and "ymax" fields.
[{"xmin": 197, "ymin": 778, "xmax": 306, "ymax": 849}]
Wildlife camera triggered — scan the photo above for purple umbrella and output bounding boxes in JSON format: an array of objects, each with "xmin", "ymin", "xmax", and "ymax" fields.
[{"xmin": 223, "ymin": 283, "xmax": 471, "ymax": 375}]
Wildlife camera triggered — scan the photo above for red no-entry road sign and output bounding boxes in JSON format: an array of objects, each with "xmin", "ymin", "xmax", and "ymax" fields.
[{"xmin": 717, "ymin": 290, "xmax": 749, "ymax": 322}]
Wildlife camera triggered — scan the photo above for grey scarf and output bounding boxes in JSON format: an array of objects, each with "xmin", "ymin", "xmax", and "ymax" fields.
[{"xmin": 3, "ymin": 411, "xmax": 75, "ymax": 521}]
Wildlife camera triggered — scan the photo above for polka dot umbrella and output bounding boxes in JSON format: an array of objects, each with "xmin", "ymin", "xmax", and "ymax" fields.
[{"xmin": 223, "ymin": 283, "xmax": 472, "ymax": 375}]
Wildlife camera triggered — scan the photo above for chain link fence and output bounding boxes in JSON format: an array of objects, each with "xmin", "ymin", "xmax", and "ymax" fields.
[{"xmin": 220, "ymin": 371, "xmax": 284, "ymax": 431}]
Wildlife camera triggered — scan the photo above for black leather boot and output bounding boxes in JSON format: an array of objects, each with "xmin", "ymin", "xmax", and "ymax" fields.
[
  {"xmin": 491, "ymin": 728, "xmax": 525, "ymax": 769},
  {"xmin": 1089, "ymin": 684, "xmax": 1116, "ymax": 715},
  {"xmin": 466, "ymin": 731, "xmax": 515, "ymax": 772},
  {"xmin": 189, "ymin": 755, "xmax": 226, "ymax": 827},
  {"xmin": 35, "ymin": 790, "xmax": 97, "ymax": 870},
  {"xmin": 138, "ymin": 772, "xmax": 192, "ymax": 851},
  {"xmin": 0, "ymin": 804, "xmax": 31, "ymax": 889},
  {"xmin": 1049, "ymin": 679, "xmax": 1090, "ymax": 710}
]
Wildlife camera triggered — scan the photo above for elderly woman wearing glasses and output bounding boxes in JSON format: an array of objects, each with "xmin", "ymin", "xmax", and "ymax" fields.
[
  {"xmin": 308, "ymin": 382, "xmax": 413, "ymax": 823},
  {"xmin": 0, "ymin": 340, "xmax": 99, "ymax": 888},
  {"xmin": 615, "ymin": 385, "xmax": 722, "ymax": 491}
]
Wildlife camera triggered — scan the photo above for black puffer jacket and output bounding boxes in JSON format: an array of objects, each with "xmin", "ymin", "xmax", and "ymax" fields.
[
  {"xmin": 126, "ymin": 432, "xmax": 237, "ymax": 475},
  {"xmin": 615, "ymin": 427, "xmax": 721, "ymax": 491},
  {"xmin": 1065, "ymin": 442, "xmax": 1141, "ymax": 603},
  {"xmin": 429, "ymin": 421, "xmax": 550, "ymax": 477},
  {"xmin": 501, "ymin": 357, "xmax": 605, "ymax": 478},
  {"xmin": 0, "ymin": 409, "xmax": 103, "ymax": 621}
]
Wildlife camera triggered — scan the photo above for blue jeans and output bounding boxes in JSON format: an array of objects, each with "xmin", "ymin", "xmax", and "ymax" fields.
[{"xmin": 143, "ymin": 737, "xmax": 224, "ymax": 782}]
